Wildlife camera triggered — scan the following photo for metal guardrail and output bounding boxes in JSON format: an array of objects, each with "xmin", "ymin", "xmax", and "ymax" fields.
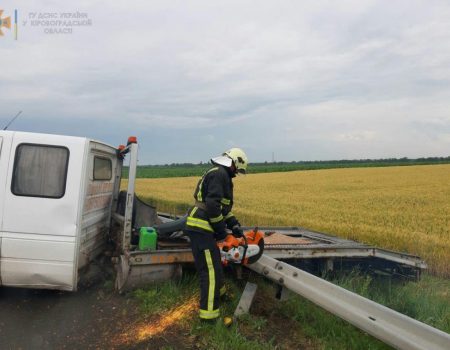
[{"xmin": 249, "ymin": 255, "xmax": 450, "ymax": 350}]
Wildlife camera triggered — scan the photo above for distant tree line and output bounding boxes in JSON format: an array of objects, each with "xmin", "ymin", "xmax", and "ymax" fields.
[{"xmin": 121, "ymin": 156, "xmax": 450, "ymax": 179}]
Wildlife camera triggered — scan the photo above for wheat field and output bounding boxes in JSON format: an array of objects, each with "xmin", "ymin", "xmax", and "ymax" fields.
[{"xmin": 132, "ymin": 164, "xmax": 450, "ymax": 277}]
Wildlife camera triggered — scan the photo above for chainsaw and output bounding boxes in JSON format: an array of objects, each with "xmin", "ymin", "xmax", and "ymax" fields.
[{"xmin": 217, "ymin": 228, "xmax": 265, "ymax": 266}]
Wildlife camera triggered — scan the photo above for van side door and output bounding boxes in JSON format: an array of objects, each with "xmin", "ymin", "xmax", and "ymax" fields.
[{"xmin": 77, "ymin": 143, "xmax": 117, "ymax": 269}]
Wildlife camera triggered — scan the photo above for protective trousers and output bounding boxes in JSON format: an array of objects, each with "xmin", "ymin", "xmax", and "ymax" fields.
[{"xmin": 186, "ymin": 229, "xmax": 224, "ymax": 320}]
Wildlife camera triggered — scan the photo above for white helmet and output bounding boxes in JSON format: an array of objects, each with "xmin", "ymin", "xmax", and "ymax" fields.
[{"xmin": 211, "ymin": 148, "xmax": 248, "ymax": 174}]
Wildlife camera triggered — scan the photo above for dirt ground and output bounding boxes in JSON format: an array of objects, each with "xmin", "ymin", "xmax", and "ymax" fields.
[
  {"xmin": 0, "ymin": 262, "xmax": 142, "ymax": 350},
  {"xmin": 0, "ymin": 259, "xmax": 198, "ymax": 350},
  {"xmin": 0, "ymin": 262, "xmax": 316, "ymax": 350}
]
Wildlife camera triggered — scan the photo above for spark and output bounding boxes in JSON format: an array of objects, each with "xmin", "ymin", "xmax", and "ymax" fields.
[
  {"xmin": 113, "ymin": 295, "xmax": 197, "ymax": 347},
  {"xmin": 136, "ymin": 296, "xmax": 197, "ymax": 340}
]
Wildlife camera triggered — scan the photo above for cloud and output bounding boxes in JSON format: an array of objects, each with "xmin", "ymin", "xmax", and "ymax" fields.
[
  {"xmin": 336, "ymin": 131, "xmax": 376, "ymax": 142},
  {"xmin": 1, "ymin": 0, "xmax": 450, "ymax": 163}
]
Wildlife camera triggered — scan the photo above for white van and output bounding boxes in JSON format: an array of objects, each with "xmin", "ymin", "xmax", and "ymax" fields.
[{"xmin": 0, "ymin": 130, "xmax": 121, "ymax": 291}]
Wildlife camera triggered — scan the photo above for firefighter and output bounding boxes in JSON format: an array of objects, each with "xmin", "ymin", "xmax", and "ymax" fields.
[{"xmin": 184, "ymin": 148, "xmax": 248, "ymax": 321}]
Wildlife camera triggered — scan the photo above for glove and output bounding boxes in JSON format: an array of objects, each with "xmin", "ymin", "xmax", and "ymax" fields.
[
  {"xmin": 215, "ymin": 231, "xmax": 228, "ymax": 242},
  {"xmin": 232, "ymin": 225, "xmax": 243, "ymax": 238}
]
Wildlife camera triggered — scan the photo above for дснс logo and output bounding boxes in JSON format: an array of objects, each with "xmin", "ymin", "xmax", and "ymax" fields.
[{"xmin": 0, "ymin": 9, "xmax": 11, "ymax": 36}]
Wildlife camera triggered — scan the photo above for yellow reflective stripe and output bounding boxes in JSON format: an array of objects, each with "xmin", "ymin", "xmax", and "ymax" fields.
[
  {"xmin": 199, "ymin": 309, "xmax": 219, "ymax": 319},
  {"xmin": 207, "ymin": 167, "xmax": 219, "ymax": 174},
  {"xmin": 220, "ymin": 198, "xmax": 231, "ymax": 205},
  {"xmin": 209, "ymin": 214, "xmax": 223, "ymax": 223},
  {"xmin": 225, "ymin": 212, "xmax": 234, "ymax": 220},
  {"xmin": 188, "ymin": 206, "xmax": 214, "ymax": 232},
  {"xmin": 197, "ymin": 167, "xmax": 219, "ymax": 201},
  {"xmin": 186, "ymin": 217, "xmax": 213, "ymax": 232},
  {"xmin": 196, "ymin": 186, "xmax": 202, "ymax": 201},
  {"xmin": 205, "ymin": 249, "xmax": 215, "ymax": 312}
]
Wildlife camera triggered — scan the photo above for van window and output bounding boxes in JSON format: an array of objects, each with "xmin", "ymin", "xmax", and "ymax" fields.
[
  {"xmin": 11, "ymin": 144, "xmax": 69, "ymax": 198},
  {"xmin": 93, "ymin": 156, "xmax": 112, "ymax": 180}
]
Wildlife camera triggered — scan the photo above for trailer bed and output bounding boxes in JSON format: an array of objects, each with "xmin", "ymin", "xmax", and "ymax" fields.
[
  {"xmin": 127, "ymin": 222, "xmax": 426, "ymax": 281},
  {"xmin": 252, "ymin": 226, "xmax": 426, "ymax": 270}
]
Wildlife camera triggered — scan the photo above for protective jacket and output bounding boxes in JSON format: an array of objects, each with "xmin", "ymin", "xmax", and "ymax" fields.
[{"xmin": 185, "ymin": 165, "xmax": 239, "ymax": 238}]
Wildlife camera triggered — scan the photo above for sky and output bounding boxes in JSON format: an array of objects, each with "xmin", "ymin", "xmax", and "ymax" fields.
[{"xmin": 1, "ymin": 0, "xmax": 450, "ymax": 164}]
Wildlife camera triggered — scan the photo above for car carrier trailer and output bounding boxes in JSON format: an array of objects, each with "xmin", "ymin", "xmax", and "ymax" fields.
[{"xmin": 113, "ymin": 138, "xmax": 426, "ymax": 292}]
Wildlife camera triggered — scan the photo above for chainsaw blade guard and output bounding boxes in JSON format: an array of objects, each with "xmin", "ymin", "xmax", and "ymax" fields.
[
  {"xmin": 247, "ymin": 238, "xmax": 264, "ymax": 264},
  {"xmin": 245, "ymin": 229, "xmax": 264, "ymax": 264}
]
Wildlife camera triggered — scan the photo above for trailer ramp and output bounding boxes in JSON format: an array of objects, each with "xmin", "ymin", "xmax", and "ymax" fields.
[{"xmin": 249, "ymin": 254, "xmax": 450, "ymax": 350}]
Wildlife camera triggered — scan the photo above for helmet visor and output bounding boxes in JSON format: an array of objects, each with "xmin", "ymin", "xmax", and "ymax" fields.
[{"xmin": 211, "ymin": 155, "xmax": 233, "ymax": 167}]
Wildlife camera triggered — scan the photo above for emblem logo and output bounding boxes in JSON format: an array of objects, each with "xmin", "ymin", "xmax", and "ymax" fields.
[{"xmin": 0, "ymin": 9, "xmax": 11, "ymax": 36}]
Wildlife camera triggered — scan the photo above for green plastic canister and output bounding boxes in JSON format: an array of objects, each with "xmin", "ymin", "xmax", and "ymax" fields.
[{"xmin": 139, "ymin": 227, "xmax": 157, "ymax": 250}]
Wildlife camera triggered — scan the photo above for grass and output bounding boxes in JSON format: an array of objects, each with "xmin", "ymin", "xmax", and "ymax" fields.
[
  {"xmin": 126, "ymin": 270, "xmax": 449, "ymax": 349},
  {"xmin": 133, "ymin": 274, "xmax": 198, "ymax": 314},
  {"xmin": 127, "ymin": 272, "xmax": 281, "ymax": 349},
  {"xmin": 276, "ymin": 274, "xmax": 450, "ymax": 350},
  {"xmin": 130, "ymin": 164, "xmax": 450, "ymax": 277}
]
